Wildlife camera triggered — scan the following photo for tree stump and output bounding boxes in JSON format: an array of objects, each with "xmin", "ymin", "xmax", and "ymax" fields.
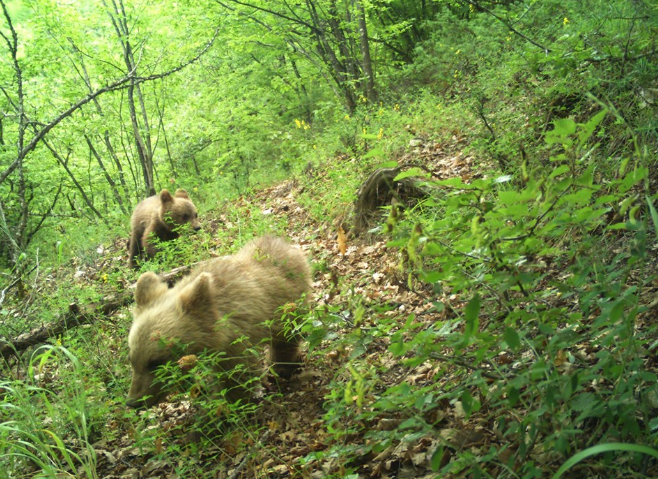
[{"xmin": 353, "ymin": 167, "xmax": 427, "ymax": 236}]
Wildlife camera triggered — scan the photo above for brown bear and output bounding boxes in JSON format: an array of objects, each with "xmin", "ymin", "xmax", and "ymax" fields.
[
  {"xmin": 128, "ymin": 189, "xmax": 201, "ymax": 268},
  {"xmin": 126, "ymin": 236, "xmax": 312, "ymax": 408}
]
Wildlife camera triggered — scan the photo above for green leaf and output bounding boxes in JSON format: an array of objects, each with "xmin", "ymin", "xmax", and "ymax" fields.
[
  {"xmin": 423, "ymin": 242, "xmax": 441, "ymax": 256},
  {"xmin": 609, "ymin": 299, "xmax": 626, "ymax": 323},
  {"xmin": 421, "ymin": 270, "xmax": 441, "ymax": 283},
  {"xmin": 575, "ymin": 164, "xmax": 597, "ymax": 187},
  {"xmin": 605, "ymin": 223, "xmax": 627, "ymax": 231},
  {"xmin": 430, "ymin": 446, "xmax": 445, "ymax": 471},
  {"xmin": 620, "ymin": 167, "xmax": 648, "ymax": 193},
  {"xmin": 553, "ymin": 443, "xmax": 658, "ymax": 479},
  {"xmin": 578, "ymin": 109, "xmax": 607, "ymax": 147},
  {"xmin": 437, "ymin": 177, "xmax": 467, "ymax": 188},
  {"xmin": 388, "ymin": 333, "xmax": 405, "ymax": 356},
  {"xmin": 463, "ymin": 294, "xmax": 481, "ymax": 339},
  {"xmin": 549, "ymin": 165, "xmax": 571, "ymax": 179},
  {"xmin": 461, "ymin": 390, "xmax": 474, "ymax": 415},
  {"xmin": 571, "ymin": 392, "xmax": 597, "ymax": 412},
  {"xmin": 394, "ymin": 167, "xmax": 430, "ymax": 181},
  {"xmin": 646, "ymin": 196, "xmax": 658, "ymax": 239},
  {"xmin": 650, "ymin": 417, "xmax": 658, "ymax": 432},
  {"xmin": 305, "ymin": 327, "xmax": 327, "ymax": 352},
  {"xmin": 561, "ymin": 188, "xmax": 593, "ymax": 206},
  {"xmin": 503, "ymin": 327, "xmax": 520, "ymax": 351},
  {"xmin": 498, "ymin": 190, "xmax": 521, "ymax": 206},
  {"xmin": 554, "ymin": 119, "xmax": 577, "ymax": 136},
  {"xmin": 546, "ymin": 118, "xmax": 576, "ymax": 145},
  {"xmin": 619, "ymin": 157, "xmax": 630, "ymax": 176},
  {"xmin": 362, "ymin": 148, "xmax": 385, "ymax": 159}
]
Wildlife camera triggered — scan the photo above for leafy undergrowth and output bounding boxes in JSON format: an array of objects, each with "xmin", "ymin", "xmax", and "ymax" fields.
[{"xmin": 3, "ymin": 130, "xmax": 658, "ymax": 479}]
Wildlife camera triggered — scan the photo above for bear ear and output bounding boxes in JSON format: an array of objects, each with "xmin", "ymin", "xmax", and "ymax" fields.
[
  {"xmin": 174, "ymin": 189, "xmax": 190, "ymax": 199},
  {"xmin": 159, "ymin": 189, "xmax": 174, "ymax": 204},
  {"xmin": 135, "ymin": 272, "xmax": 168, "ymax": 308},
  {"xmin": 178, "ymin": 272, "xmax": 214, "ymax": 320}
]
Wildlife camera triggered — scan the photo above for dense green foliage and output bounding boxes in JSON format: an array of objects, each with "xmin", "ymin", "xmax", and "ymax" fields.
[{"xmin": 1, "ymin": 0, "xmax": 657, "ymax": 477}]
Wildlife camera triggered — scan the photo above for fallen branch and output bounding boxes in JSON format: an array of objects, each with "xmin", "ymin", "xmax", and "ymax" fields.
[
  {"xmin": 0, "ymin": 264, "xmax": 197, "ymax": 362},
  {"xmin": 0, "ymin": 295, "xmax": 132, "ymax": 362}
]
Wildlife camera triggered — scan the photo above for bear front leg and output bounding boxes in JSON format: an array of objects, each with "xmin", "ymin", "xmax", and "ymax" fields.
[
  {"xmin": 215, "ymin": 355, "xmax": 261, "ymax": 404},
  {"xmin": 270, "ymin": 333, "xmax": 302, "ymax": 379},
  {"xmin": 142, "ymin": 230, "xmax": 161, "ymax": 261},
  {"xmin": 128, "ymin": 235, "xmax": 143, "ymax": 269}
]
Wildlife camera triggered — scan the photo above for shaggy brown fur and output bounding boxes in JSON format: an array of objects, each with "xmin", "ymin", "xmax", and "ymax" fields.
[
  {"xmin": 126, "ymin": 236, "xmax": 312, "ymax": 408},
  {"xmin": 128, "ymin": 189, "xmax": 201, "ymax": 268}
]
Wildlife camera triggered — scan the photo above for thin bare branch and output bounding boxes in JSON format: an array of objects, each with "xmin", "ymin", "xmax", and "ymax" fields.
[
  {"xmin": 459, "ymin": 0, "xmax": 551, "ymax": 53},
  {"xmin": 0, "ymin": 26, "xmax": 219, "ymax": 186}
]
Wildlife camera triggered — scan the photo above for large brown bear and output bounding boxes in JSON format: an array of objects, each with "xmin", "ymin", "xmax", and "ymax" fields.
[
  {"xmin": 126, "ymin": 236, "xmax": 312, "ymax": 408},
  {"xmin": 128, "ymin": 189, "xmax": 201, "ymax": 268}
]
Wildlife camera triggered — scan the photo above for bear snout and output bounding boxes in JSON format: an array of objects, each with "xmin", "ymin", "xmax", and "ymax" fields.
[
  {"xmin": 193, "ymin": 225, "xmax": 201, "ymax": 231},
  {"xmin": 127, "ymin": 372, "xmax": 164, "ymax": 409},
  {"xmin": 126, "ymin": 390, "xmax": 162, "ymax": 409}
]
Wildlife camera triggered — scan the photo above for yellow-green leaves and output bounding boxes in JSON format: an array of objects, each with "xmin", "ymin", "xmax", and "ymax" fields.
[
  {"xmin": 463, "ymin": 293, "xmax": 481, "ymax": 341},
  {"xmin": 545, "ymin": 110, "xmax": 607, "ymax": 154}
]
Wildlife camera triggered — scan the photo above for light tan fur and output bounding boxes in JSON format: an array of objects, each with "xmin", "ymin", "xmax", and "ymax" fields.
[
  {"xmin": 126, "ymin": 236, "xmax": 312, "ymax": 408},
  {"xmin": 128, "ymin": 189, "xmax": 201, "ymax": 268}
]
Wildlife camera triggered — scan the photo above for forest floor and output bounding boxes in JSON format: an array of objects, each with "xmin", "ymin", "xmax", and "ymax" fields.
[
  {"xmin": 8, "ymin": 138, "xmax": 657, "ymax": 478},
  {"xmin": 90, "ymin": 139, "xmax": 486, "ymax": 479}
]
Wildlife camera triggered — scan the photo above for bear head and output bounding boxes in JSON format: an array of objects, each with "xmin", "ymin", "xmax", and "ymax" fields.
[
  {"xmin": 159, "ymin": 189, "xmax": 202, "ymax": 233},
  {"xmin": 126, "ymin": 271, "xmax": 218, "ymax": 408}
]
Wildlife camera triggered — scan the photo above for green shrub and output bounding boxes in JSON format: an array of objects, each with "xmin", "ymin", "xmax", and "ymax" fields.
[{"xmin": 313, "ymin": 109, "xmax": 657, "ymax": 475}]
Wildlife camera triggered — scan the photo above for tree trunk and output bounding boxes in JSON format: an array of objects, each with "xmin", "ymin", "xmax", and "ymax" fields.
[
  {"xmin": 68, "ymin": 44, "xmax": 132, "ymax": 209},
  {"xmin": 354, "ymin": 0, "xmax": 377, "ymax": 103},
  {"xmin": 154, "ymin": 92, "xmax": 178, "ymax": 178},
  {"xmin": 103, "ymin": 0, "xmax": 156, "ymax": 196},
  {"xmin": 103, "ymin": 130, "xmax": 132, "ymax": 205},
  {"xmin": 304, "ymin": 0, "xmax": 358, "ymax": 112},
  {"xmin": 0, "ymin": 0, "xmax": 28, "ymax": 264},
  {"xmin": 85, "ymin": 135, "xmax": 129, "ymax": 215}
]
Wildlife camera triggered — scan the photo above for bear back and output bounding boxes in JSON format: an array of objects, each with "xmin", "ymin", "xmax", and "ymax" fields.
[{"xmin": 126, "ymin": 236, "xmax": 312, "ymax": 407}]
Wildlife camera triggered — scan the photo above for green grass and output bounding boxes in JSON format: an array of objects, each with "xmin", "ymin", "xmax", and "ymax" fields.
[{"xmin": 0, "ymin": 346, "xmax": 101, "ymax": 479}]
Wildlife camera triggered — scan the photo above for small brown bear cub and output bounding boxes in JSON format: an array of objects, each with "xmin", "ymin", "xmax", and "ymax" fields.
[
  {"xmin": 128, "ymin": 189, "xmax": 201, "ymax": 269},
  {"xmin": 126, "ymin": 236, "xmax": 312, "ymax": 409}
]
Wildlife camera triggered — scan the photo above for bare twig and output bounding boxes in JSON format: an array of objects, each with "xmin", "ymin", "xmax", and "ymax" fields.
[
  {"xmin": 430, "ymin": 352, "xmax": 504, "ymax": 381},
  {"xmin": 500, "ymin": 185, "xmax": 572, "ymax": 241},
  {"xmin": 227, "ymin": 430, "xmax": 274, "ymax": 479},
  {"xmin": 0, "ymin": 26, "xmax": 220, "ymax": 186},
  {"xmin": 214, "ymin": 0, "xmax": 318, "ymax": 33},
  {"xmin": 459, "ymin": 0, "xmax": 551, "ymax": 53}
]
